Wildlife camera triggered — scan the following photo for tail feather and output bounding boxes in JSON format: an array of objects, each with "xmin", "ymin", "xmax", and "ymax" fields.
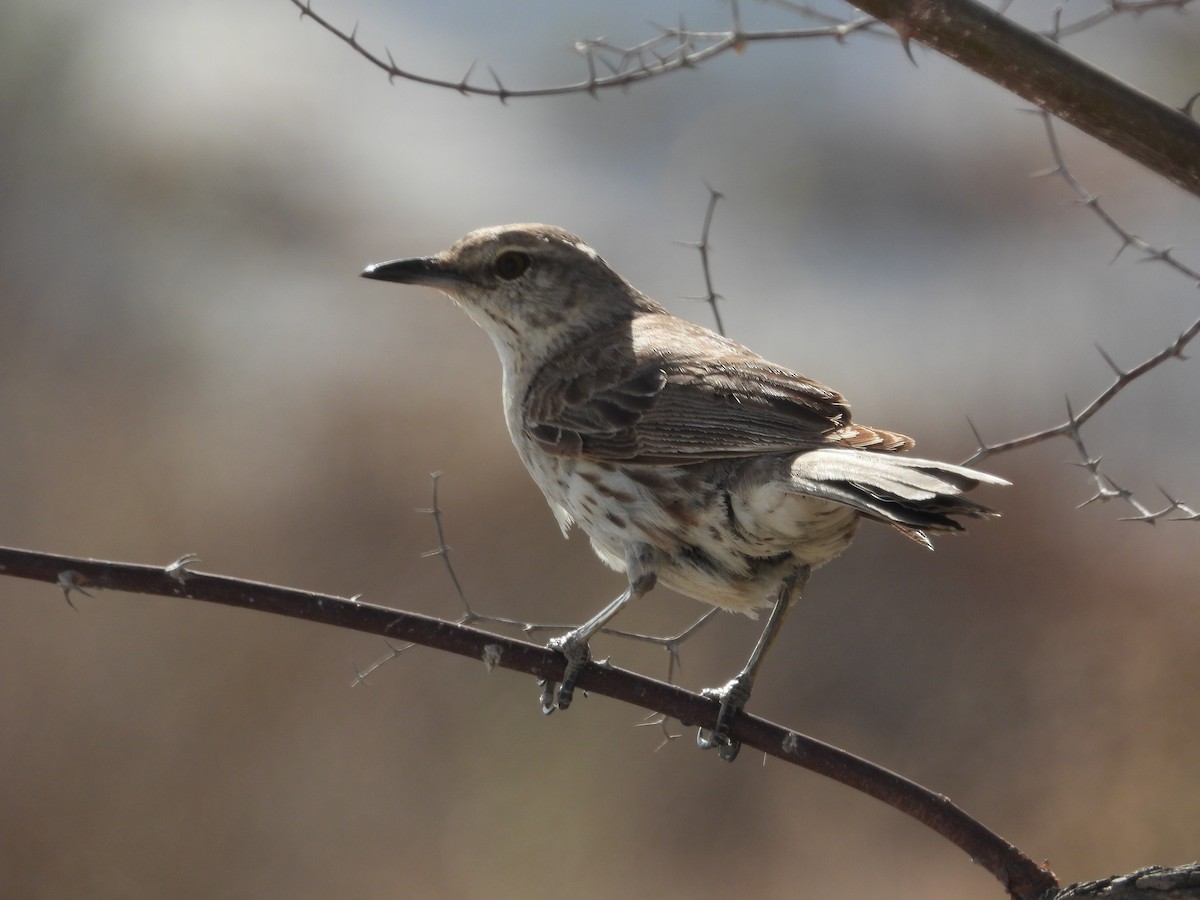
[{"xmin": 788, "ymin": 448, "xmax": 1009, "ymax": 544}]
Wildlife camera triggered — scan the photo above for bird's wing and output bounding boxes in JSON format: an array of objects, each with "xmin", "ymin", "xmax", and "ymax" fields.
[{"xmin": 522, "ymin": 313, "xmax": 912, "ymax": 464}]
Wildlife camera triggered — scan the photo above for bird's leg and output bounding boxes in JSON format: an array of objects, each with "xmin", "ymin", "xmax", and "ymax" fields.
[
  {"xmin": 697, "ymin": 564, "xmax": 811, "ymax": 762},
  {"xmin": 541, "ymin": 544, "xmax": 659, "ymax": 714}
]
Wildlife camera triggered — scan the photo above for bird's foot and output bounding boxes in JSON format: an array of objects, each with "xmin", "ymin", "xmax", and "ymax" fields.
[
  {"xmin": 696, "ymin": 674, "xmax": 753, "ymax": 762},
  {"xmin": 540, "ymin": 631, "xmax": 592, "ymax": 714}
]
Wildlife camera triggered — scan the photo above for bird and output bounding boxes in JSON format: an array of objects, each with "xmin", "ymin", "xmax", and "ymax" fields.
[{"xmin": 362, "ymin": 223, "xmax": 1008, "ymax": 761}]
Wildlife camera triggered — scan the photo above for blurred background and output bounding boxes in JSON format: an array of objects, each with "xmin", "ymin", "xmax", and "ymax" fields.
[{"xmin": 2, "ymin": 1, "xmax": 1198, "ymax": 897}]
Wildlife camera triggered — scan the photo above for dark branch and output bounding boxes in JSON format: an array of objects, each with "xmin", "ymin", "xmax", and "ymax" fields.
[
  {"xmin": 0, "ymin": 543, "xmax": 1057, "ymax": 900},
  {"xmin": 849, "ymin": 0, "xmax": 1200, "ymax": 197},
  {"xmin": 1054, "ymin": 862, "xmax": 1200, "ymax": 899}
]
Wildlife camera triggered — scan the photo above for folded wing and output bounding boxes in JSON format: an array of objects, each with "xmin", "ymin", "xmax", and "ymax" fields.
[{"xmin": 522, "ymin": 313, "xmax": 913, "ymax": 464}]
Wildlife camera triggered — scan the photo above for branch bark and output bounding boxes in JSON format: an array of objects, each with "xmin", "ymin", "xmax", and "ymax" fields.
[
  {"xmin": 0, "ymin": 543, "xmax": 1056, "ymax": 900},
  {"xmin": 855, "ymin": 0, "xmax": 1200, "ymax": 197},
  {"xmin": 1054, "ymin": 862, "xmax": 1200, "ymax": 898}
]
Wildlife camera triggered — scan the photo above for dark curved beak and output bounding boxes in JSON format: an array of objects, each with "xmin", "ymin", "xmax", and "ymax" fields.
[{"xmin": 361, "ymin": 256, "xmax": 459, "ymax": 287}]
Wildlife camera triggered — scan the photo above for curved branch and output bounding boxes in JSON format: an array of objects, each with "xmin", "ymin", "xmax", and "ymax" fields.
[
  {"xmin": 288, "ymin": 0, "xmax": 878, "ymax": 99},
  {"xmin": 968, "ymin": 313, "xmax": 1200, "ymax": 464},
  {"xmin": 959, "ymin": 110, "xmax": 1199, "ymax": 521},
  {"xmin": 288, "ymin": 0, "xmax": 1200, "ymax": 197},
  {"xmin": 0, "ymin": 543, "xmax": 1057, "ymax": 900}
]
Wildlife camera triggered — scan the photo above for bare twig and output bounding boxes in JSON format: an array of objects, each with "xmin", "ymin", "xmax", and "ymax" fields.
[
  {"xmin": 1031, "ymin": 112, "xmax": 1200, "ymax": 283},
  {"xmin": 286, "ymin": 0, "xmax": 1200, "ymax": 197},
  {"xmin": 676, "ymin": 186, "xmax": 727, "ymax": 336},
  {"xmin": 968, "ymin": 319, "xmax": 1200, "ymax": 520},
  {"xmin": 1041, "ymin": 0, "xmax": 1196, "ymax": 41},
  {"xmin": 966, "ymin": 111, "xmax": 1199, "ymax": 519},
  {"xmin": 0, "ymin": 543, "xmax": 1058, "ymax": 900},
  {"xmin": 287, "ymin": 0, "xmax": 878, "ymax": 99},
  {"xmin": 968, "ymin": 321, "xmax": 1200, "ymax": 463}
]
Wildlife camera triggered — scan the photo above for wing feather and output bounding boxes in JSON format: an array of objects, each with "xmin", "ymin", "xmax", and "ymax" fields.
[{"xmin": 522, "ymin": 313, "xmax": 913, "ymax": 464}]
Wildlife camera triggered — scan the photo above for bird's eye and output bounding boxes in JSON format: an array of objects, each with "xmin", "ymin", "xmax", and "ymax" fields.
[{"xmin": 494, "ymin": 251, "xmax": 531, "ymax": 280}]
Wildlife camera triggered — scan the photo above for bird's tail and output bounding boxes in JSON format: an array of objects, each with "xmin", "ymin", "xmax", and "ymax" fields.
[{"xmin": 787, "ymin": 447, "xmax": 1009, "ymax": 547}]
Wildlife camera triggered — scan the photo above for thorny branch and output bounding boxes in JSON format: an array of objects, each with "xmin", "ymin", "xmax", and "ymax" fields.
[
  {"xmin": 676, "ymin": 185, "xmax": 728, "ymax": 338},
  {"xmin": 966, "ymin": 111, "xmax": 1200, "ymax": 522},
  {"xmin": 288, "ymin": 0, "xmax": 1200, "ymax": 197},
  {"xmin": 1036, "ymin": 0, "xmax": 1198, "ymax": 40},
  {"xmin": 0, "ymin": 543, "xmax": 1058, "ymax": 900},
  {"xmin": 288, "ymin": 0, "xmax": 879, "ymax": 101},
  {"xmin": 1030, "ymin": 111, "xmax": 1200, "ymax": 285}
]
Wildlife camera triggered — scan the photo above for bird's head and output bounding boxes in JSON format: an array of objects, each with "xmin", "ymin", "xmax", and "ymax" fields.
[{"xmin": 363, "ymin": 224, "xmax": 655, "ymax": 364}]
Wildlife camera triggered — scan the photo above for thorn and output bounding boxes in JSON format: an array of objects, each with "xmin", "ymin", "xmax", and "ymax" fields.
[
  {"xmin": 1047, "ymin": 6, "xmax": 1063, "ymax": 43},
  {"xmin": 730, "ymin": 0, "xmax": 746, "ymax": 53},
  {"xmin": 1170, "ymin": 506, "xmax": 1200, "ymax": 522},
  {"xmin": 1100, "ymin": 475, "xmax": 1134, "ymax": 502},
  {"xmin": 1076, "ymin": 490, "xmax": 1111, "ymax": 509},
  {"xmin": 489, "ymin": 66, "xmax": 509, "ymax": 103},
  {"xmin": 385, "ymin": 47, "xmax": 399, "ymax": 83},
  {"xmin": 57, "ymin": 570, "xmax": 95, "ymax": 609},
  {"xmin": 1063, "ymin": 395, "xmax": 1080, "ymax": 429},
  {"xmin": 1181, "ymin": 90, "xmax": 1200, "ymax": 120},
  {"xmin": 1136, "ymin": 246, "xmax": 1175, "ymax": 265},
  {"xmin": 457, "ymin": 59, "xmax": 477, "ymax": 95},
  {"xmin": 965, "ymin": 416, "xmax": 990, "ymax": 453},
  {"xmin": 1094, "ymin": 343, "xmax": 1124, "ymax": 377},
  {"xmin": 1155, "ymin": 484, "xmax": 1184, "ymax": 510},
  {"xmin": 1118, "ymin": 511, "xmax": 1160, "ymax": 525},
  {"xmin": 664, "ymin": 640, "xmax": 683, "ymax": 676},
  {"xmin": 1109, "ymin": 235, "xmax": 1133, "ymax": 264},
  {"xmin": 164, "ymin": 553, "xmax": 200, "ymax": 585}
]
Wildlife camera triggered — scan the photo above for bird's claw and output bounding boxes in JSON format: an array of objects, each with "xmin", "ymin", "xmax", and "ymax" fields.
[
  {"xmin": 538, "ymin": 677, "xmax": 558, "ymax": 715},
  {"xmin": 696, "ymin": 675, "xmax": 753, "ymax": 762},
  {"xmin": 541, "ymin": 632, "xmax": 592, "ymax": 713}
]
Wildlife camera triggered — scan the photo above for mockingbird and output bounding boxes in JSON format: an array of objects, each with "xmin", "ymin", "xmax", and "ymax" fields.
[{"xmin": 363, "ymin": 223, "xmax": 1007, "ymax": 761}]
